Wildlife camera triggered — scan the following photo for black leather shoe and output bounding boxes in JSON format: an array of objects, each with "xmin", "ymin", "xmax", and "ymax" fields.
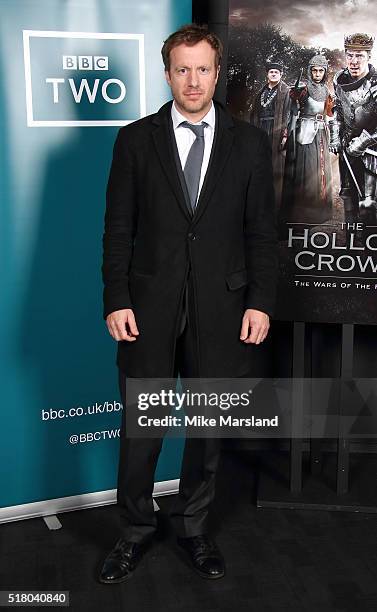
[
  {"xmin": 177, "ymin": 535, "xmax": 225, "ymax": 579},
  {"xmin": 98, "ymin": 538, "xmax": 147, "ymax": 584}
]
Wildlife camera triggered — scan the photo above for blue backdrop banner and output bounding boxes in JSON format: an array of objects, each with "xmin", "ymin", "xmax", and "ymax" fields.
[{"xmin": 0, "ymin": 0, "xmax": 191, "ymax": 513}]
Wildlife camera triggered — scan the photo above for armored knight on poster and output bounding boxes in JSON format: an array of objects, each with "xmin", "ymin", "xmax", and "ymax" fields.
[
  {"xmin": 329, "ymin": 33, "xmax": 377, "ymax": 226},
  {"xmin": 281, "ymin": 54, "xmax": 333, "ymax": 227}
]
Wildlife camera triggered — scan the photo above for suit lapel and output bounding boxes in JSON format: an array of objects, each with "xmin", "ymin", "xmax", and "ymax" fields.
[
  {"xmin": 151, "ymin": 101, "xmax": 235, "ymax": 224},
  {"xmin": 193, "ymin": 103, "xmax": 234, "ymax": 225},
  {"xmin": 151, "ymin": 103, "xmax": 192, "ymax": 221}
]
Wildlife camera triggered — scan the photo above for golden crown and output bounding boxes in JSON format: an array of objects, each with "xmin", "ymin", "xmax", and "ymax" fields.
[{"xmin": 344, "ymin": 33, "xmax": 374, "ymax": 51}]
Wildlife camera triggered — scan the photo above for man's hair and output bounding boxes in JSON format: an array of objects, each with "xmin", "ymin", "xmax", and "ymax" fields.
[{"xmin": 161, "ymin": 23, "xmax": 223, "ymax": 72}]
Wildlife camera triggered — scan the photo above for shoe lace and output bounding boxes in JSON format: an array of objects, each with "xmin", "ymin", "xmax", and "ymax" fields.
[
  {"xmin": 115, "ymin": 539, "xmax": 136, "ymax": 558},
  {"xmin": 192, "ymin": 535, "xmax": 215, "ymax": 554}
]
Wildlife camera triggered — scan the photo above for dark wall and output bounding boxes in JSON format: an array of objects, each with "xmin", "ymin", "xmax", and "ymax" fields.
[
  {"xmin": 192, "ymin": 0, "xmax": 208, "ymax": 23},
  {"xmin": 193, "ymin": 0, "xmax": 228, "ymax": 104}
]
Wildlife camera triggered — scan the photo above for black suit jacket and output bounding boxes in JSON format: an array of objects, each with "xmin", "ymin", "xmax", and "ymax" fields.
[{"xmin": 102, "ymin": 101, "xmax": 278, "ymax": 377}]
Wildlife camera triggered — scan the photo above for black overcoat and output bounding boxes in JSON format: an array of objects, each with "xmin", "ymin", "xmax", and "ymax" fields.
[{"xmin": 102, "ymin": 101, "xmax": 278, "ymax": 377}]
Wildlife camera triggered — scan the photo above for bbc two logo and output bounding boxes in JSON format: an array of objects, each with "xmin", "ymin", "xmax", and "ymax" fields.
[
  {"xmin": 47, "ymin": 55, "xmax": 126, "ymax": 105},
  {"xmin": 23, "ymin": 31, "xmax": 146, "ymax": 127}
]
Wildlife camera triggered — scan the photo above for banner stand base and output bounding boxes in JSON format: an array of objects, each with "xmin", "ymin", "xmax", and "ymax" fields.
[
  {"xmin": 43, "ymin": 515, "xmax": 62, "ymax": 530},
  {"xmin": 0, "ymin": 479, "xmax": 179, "ymax": 524},
  {"xmin": 257, "ymin": 450, "xmax": 377, "ymax": 513}
]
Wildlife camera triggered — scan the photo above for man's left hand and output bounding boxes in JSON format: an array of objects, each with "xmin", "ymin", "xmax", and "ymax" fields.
[{"xmin": 240, "ymin": 309, "xmax": 270, "ymax": 344}]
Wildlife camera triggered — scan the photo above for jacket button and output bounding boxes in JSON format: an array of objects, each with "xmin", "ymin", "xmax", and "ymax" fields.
[{"xmin": 188, "ymin": 232, "xmax": 197, "ymax": 241}]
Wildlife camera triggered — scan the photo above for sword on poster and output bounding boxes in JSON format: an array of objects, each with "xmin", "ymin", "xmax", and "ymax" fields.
[{"xmin": 342, "ymin": 151, "xmax": 363, "ymax": 198}]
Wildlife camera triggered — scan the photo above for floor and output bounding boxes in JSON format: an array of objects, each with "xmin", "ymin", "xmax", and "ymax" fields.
[{"xmin": 2, "ymin": 449, "xmax": 377, "ymax": 612}]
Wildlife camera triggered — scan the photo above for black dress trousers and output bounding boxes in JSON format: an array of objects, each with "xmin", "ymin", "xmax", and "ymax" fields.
[{"xmin": 116, "ymin": 275, "xmax": 221, "ymax": 544}]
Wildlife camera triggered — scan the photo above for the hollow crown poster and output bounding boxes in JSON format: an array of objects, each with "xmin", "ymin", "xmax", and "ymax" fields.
[{"xmin": 227, "ymin": 0, "xmax": 377, "ymax": 324}]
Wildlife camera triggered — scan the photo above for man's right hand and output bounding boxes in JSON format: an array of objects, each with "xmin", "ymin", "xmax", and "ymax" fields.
[{"xmin": 106, "ymin": 309, "xmax": 139, "ymax": 342}]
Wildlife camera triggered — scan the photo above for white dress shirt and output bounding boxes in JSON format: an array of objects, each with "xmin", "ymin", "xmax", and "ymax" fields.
[{"xmin": 171, "ymin": 101, "xmax": 216, "ymax": 202}]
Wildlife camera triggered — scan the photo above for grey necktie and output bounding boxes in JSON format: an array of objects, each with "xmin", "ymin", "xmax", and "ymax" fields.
[{"xmin": 181, "ymin": 121, "xmax": 207, "ymax": 211}]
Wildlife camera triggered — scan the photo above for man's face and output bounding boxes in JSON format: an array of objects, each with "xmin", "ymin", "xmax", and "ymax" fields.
[
  {"xmin": 345, "ymin": 50, "xmax": 369, "ymax": 78},
  {"xmin": 165, "ymin": 41, "xmax": 219, "ymax": 120},
  {"xmin": 267, "ymin": 69, "xmax": 281, "ymax": 86},
  {"xmin": 311, "ymin": 66, "xmax": 326, "ymax": 83}
]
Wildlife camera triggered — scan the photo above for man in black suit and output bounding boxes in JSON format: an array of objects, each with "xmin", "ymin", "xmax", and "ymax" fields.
[{"xmin": 99, "ymin": 24, "xmax": 277, "ymax": 584}]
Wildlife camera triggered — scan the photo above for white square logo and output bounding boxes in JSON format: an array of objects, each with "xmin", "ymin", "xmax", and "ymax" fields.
[{"xmin": 23, "ymin": 31, "xmax": 146, "ymax": 127}]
